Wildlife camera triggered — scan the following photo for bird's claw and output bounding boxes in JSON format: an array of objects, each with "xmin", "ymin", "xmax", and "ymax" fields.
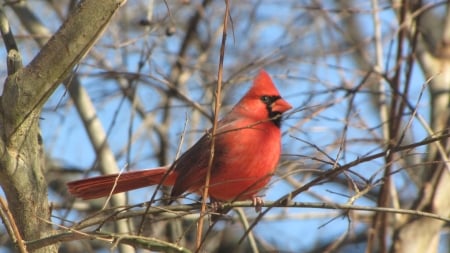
[
  {"xmin": 252, "ymin": 196, "xmax": 264, "ymax": 212},
  {"xmin": 210, "ymin": 200, "xmax": 224, "ymax": 213}
]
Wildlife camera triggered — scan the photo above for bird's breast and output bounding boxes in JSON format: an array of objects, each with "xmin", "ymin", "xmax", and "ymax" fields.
[{"xmin": 208, "ymin": 123, "xmax": 282, "ymax": 201}]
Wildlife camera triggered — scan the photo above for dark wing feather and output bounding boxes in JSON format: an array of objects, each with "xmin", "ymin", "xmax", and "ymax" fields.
[
  {"xmin": 170, "ymin": 134, "xmax": 211, "ymax": 198},
  {"xmin": 170, "ymin": 130, "xmax": 229, "ymax": 198}
]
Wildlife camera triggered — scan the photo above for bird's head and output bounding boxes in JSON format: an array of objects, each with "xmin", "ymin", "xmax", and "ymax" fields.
[{"xmin": 234, "ymin": 70, "xmax": 292, "ymax": 127}]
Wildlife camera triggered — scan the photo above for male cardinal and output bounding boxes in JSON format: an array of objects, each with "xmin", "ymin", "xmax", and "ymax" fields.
[{"xmin": 67, "ymin": 70, "xmax": 292, "ymax": 207}]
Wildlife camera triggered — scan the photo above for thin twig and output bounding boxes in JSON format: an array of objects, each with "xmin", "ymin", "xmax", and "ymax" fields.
[
  {"xmin": 0, "ymin": 197, "xmax": 27, "ymax": 253},
  {"xmin": 195, "ymin": 0, "xmax": 230, "ymax": 250}
]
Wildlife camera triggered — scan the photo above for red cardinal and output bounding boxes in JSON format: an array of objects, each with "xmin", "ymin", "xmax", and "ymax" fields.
[{"xmin": 67, "ymin": 70, "xmax": 292, "ymax": 206}]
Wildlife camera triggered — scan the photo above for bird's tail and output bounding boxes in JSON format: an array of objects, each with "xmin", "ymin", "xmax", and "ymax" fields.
[{"xmin": 67, "ymin": 167, "xmax": 176, "ymax": 200}]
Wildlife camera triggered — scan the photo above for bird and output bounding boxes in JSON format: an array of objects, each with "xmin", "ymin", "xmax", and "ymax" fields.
[{"xmin": 67, "ymin": 70, "xmax": 292, "ymax": 209}]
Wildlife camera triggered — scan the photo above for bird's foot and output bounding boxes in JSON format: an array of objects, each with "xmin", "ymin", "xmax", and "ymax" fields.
[
  {"xmin": 210, "ymin": 200, "xmax": 224, "ymax": 213},
  {"xmin": 252, "ymin": 196, "xmax": 264, "ymax": 212}
]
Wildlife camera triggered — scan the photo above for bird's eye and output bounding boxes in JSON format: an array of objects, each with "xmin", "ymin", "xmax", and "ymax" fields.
[
  {"xmin": 261, "ymin": 95, "xmax": 281, "ymax": 105},
  {"xmin": 260, "ymin": 96, "xmax": 272, "ymax": 105}
]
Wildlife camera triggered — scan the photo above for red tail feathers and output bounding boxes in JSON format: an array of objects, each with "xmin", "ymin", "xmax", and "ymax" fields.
[{"xmin": 67, "ymin": 168, "xmax": 176, "ymax": 200}]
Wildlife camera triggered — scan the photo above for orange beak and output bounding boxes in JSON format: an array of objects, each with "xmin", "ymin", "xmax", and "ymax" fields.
[{"xmin": 272, "ymin": 98, "xmax": 292, "ymax": 113}]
